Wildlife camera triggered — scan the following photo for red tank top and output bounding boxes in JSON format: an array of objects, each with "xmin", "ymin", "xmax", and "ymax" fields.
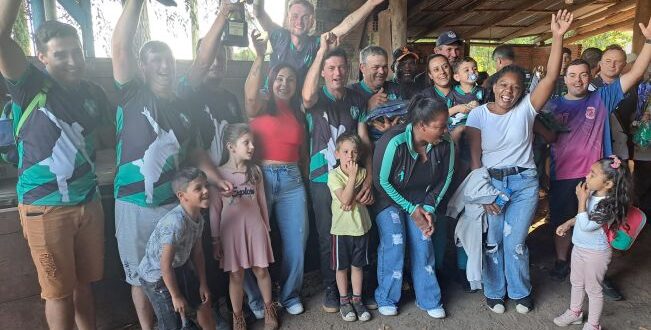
[{"xmin": 250, "ymin": 100, "xmax": 304, "ymax": 162}]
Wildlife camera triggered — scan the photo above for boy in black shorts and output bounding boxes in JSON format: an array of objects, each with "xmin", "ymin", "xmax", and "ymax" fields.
[{"xmin": 327, "ymin": 133, "xmax": 373, "ymax": 322}]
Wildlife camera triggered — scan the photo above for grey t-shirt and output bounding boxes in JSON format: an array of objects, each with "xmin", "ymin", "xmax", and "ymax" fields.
[{"xmin": 138, "ymin": 204, "xmax": 204, "ymax": 283}]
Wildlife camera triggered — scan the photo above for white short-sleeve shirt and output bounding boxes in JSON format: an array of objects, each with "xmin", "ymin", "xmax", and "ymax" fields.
[{"xmin": 466, "ymin": 94, "xmax": 537, "ymax": 169}]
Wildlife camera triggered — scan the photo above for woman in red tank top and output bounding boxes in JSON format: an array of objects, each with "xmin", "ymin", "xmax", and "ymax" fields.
[{"xmin": 241, "ymin": 31, "xmax": 309, "ymax": 316}]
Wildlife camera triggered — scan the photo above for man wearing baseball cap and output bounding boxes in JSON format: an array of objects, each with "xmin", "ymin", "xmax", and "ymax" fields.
[
  {"xmin": 391, "ymin": 46, "xmax": 421, "ymax": 99},
  {"xmin": 415, "ymin": 30, "xmax": 464, "ymax": 89}
]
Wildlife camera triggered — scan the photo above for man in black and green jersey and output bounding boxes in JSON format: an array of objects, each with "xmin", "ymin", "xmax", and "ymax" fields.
[
  {"xmin": 253, "ymin": 0, "xmax": 386, "ymax": 93},
  {"xmin": 302, "ymin": 33, "xmax": 373, "ymax": 313},
  {"xmin": 112, "ymin": 1, "xmax": 233, "ymax": 328},
  {"xmin": 0, "ymin": 1, "xmax": 111, "ymax": 328},
  {"xmin": 349, "ymin": 45, "xmax": 403, "ymax": 141}
]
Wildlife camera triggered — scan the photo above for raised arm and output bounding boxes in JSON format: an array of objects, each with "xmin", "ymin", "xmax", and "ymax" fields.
[
  {"xmin": 329, "ymin": 0, "xmax": 385, "ymax": 39},
  {"xmin": 302, "ymin": 32, "xmax": 337, "ymax": 109},
  {"xmin": 186, "ymin": 4, "xmax": 234, "ymax": 88},
  {"xmin": 530, "ymin": 10, "xmax": 573, "ymax": 111},
  {"xmin": 620, "ymin": 17, "xmax": 651, "ymax": 93},
  {"xmin": 252, "ymin": 0, "xmax": 281, "ymax": 33},
  {"xmin": 112, "ymin": 0, "xmax": 144, "ymax": 84},
  {"xmin": 0, "ymin": 0, "xmax": 28, "ymax": 80},
  {"xmin": 244, "ymin": 30, "xmax": 268, "ymax": 118}
]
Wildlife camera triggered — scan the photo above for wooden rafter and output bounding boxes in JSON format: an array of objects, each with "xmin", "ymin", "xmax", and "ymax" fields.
[
  {"xmin": 466, "ymin": 0, "xmax": 551, "ymax": 38},
  {"xmin": 566, "ymin": 18, "xmax": 634, "ymax": 43},
  {"xmin": 498, "ymin": 0, "xmax": 607, "ymax": 43},
  {"xmin": 408, "ymin": 0, "xmax": 442, "ymax": 19},
  {"xmin": 411, "ymin": 0, "xmax": 488, "ymax": 40},
  {"xmin": 532, "ymin": 0, "xmax": 635, "ymax": 43},
  {"xmin": 572, "ymin": 9, "xmax": 635, "ymax": 34}
]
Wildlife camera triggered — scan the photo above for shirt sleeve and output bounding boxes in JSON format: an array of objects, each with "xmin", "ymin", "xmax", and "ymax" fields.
[
  {"xmin": 598, "ymin": 79, "xmax": 625, "ymax": 114},
  {"xmin": 5, "ymin": 64, "xmax": 47, "ymax": 111},
  {"xmin": 157, "ymin": 216, "xmax": 182, "ymax": 246},
  {"xmin": 423, "ymin": 139, "xmax": 455, "ymax": 213},
  {"xmin": 575, "ymin": 211, "xmax": 604, "ymax": 232},
  {"xmin": 465, "ymin": 106, "xmax": 483, "ymax": 130},
  {"xmin": 376, "ymin": 135, "xmax": 418, "ymax": 214},
  {"xmin": 327, "ymin": 169, "xmax": 346, "ymax": 193}
]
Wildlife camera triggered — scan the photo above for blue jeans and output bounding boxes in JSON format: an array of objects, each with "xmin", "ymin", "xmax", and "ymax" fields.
[
  {"xmin": 375, "ymin": 206, "xmax": 442, "ymax": 310},
  {"xmin": 244, "ymin": 164, "xmax": 308, "ymax": 309},
  {"xmin": 483, "ymin": 168, "xmax": 539, "ymax": 300}
]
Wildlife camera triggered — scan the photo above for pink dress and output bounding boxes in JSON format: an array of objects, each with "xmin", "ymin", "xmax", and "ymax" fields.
[{"xmin": 210, "ymin": 166, "xmax": 274, "ymax": 272}]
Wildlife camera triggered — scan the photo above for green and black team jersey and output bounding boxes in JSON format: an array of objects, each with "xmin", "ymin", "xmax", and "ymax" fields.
[
  {"xmin": 5, "ymin": 64, "xmax": 110, "ymax": 206},
  {"xmin": 418, "ymin": 86, "xmax": 454, "ymax": 108},
  {"xmin": 270, "ymin": 28, "xmax": 320, "ymax": 93},
  {"xmin": 450, "ymin": 84, "xmax": 485, "ymax": 105},
  {"xmin": 348, "ymin": 80, "xmax": 402, "ymax": 106},
  {"xmin": 306, "ymin": 86, "xmax": 367, "ymax": 183},
  {"xmin": 114, "ymin": 79, "xmax": 199, "ymax": 207}
]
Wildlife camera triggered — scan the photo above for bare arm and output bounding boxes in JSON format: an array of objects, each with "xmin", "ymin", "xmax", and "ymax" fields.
[
  {"xmin": 161, "ymin": 245, "xmax": 184, "ymax": 304},
  {"xmin": 112, "ymin": 0, "xmax": 144, "ymax": 84},
  {"xmin": 190, "ymin": 238, "xmax": 210, "ymax": 304},
  {"xmin": 252, "ymin": 0, "xmax": 281, "ymax": 33},
  {"xmin": 355, "ymin": 121, "xmax": 374, "ymax": 205},
  {"xmin": 533, "ymin": 117, "xmax": 558, "ymax": 144},
  {"xmin": 466, "ymin": 126, "xmax": 482, "ymax": 170},
  {"xmin": 244, "ymin": 31, "xmax": 268, "ymax": 118},
  {"xmin": 186, "ymin": 5, "xmax": 233, "ymax": 89},
  {"xmin": 330, "ymin": 0, "xmax": 385, "ymax": 39},
  {"xmin": 0, "ymin": 0, "xmax": 28, "ymax": 80},
  {"xmin": 333, "ymin": 170, "xmax": 358, "ymax": 207},
  {"xmin": 530, "ymin": 10, "xmax": 573, "ymax": 111},
  {"xmin": 194, "ymin": 149, "xmax": 234, "ymax": 194},
  {"xmin": 303, "ymin": 33, "xmax": 329, "ymax": 109},
  {"xmin": 620, "ymin": 17, "xmax": 651, "ymax": 93}
]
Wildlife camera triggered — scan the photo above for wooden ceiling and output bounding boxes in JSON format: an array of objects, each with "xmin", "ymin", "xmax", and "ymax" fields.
[{"xmin": 407, "ymin": 0, "xmax": 637, "ymax": 44}]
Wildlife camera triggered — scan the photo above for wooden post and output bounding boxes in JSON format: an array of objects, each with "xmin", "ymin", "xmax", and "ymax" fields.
[
  {"xmin": 632, "ymin": 0, "xmax": 651, "ymax": 54},
  {"xmin": 44, "ymin": 0, "xmax": 57, "ymax": 21},
  {"xmin": 390, "ymin": 0, "xmax": 406, "ymax": 51},
  {"xmin": 378, "ymin": 9, "xmax": 392, "ymax": 58}
]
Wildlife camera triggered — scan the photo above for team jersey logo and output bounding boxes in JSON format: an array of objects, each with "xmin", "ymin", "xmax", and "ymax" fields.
[
  {"xmin": 585, "ymin": 106, "xmax": 596, "ymax": 120},
  {"xmin": 350, "ymin": 106, "xmax": 360, "ymax": 120}
]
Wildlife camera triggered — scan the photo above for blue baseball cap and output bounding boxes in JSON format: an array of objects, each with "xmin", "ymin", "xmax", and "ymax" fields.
[{"xmin": 436, "ymin": 31, "xmax": 463, "ymax": 47}]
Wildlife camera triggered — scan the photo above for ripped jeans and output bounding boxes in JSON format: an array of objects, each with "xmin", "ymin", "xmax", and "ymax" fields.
[
  {"xmin": 375, "ymin": 206, "xmax": 442, "ymax": 310},
  {"xmin": 483, "ymin": 168, "xmax": 539, "ymax": 300}
]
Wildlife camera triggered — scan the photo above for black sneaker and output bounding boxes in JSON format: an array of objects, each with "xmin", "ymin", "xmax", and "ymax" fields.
[
  {"xmin": 323, "ymin": 287, "xmax": 340, "ymax": 313},
  {"xmin": 550, "ymin": 260, "xmax": 570, "ymax": 281},
  {"xmin": 363, "ymin": 295, "xmax": 378, "ymax": 310},
  {"xmin": 514, "ymin": 295, "xmax": 533, "ymax": 314},
  {"xmin": 602, "ymin": 278, "xmax": 623, "ymax": 301},
  {"xmin": 487, "ymin": 298, "xmax": 505, "ymax": 314}
]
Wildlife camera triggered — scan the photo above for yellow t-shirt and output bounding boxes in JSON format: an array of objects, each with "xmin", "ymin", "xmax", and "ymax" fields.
[{"xmin": 327, "ymin": 166, "xmax": 372, "ymax": 236}]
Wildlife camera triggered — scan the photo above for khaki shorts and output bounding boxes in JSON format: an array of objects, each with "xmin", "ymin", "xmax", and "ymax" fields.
[{"xmin": 18, "ymin": 200, "xmax": 105, "ymax": 299}]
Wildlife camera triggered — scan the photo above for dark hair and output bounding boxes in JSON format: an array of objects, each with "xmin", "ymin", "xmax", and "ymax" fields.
[
  {"xmin": 589, "ymin": 157, "xmax": 633, "ymax": 229},
  {"xmin": 265, "ymin": 63, "xmax": 303, "ymax": 120},
  {"xmin": 323, "ymin": 47, "xmax": 349, "ymax": 69},
  {"xmin": 336, "ymin": 132, "xmax": 362, "ymax": 151},
  {"xmin": 562, "ymin": 47, "xmax": 572, "ymax": 56},
  {"xmin": 172, "ymin": 167, "xmax": 207, "ymax": 194},
  {"xmin": 492, "ymin": 45, "xmax": 515, "ymax": 61},
  {"xmin": 566, "ymin": 58, "xmax": 590, "ymax": 72},
  {"xmin": 407, "ymin": 95, "xmax": 449, "ymax": 125},
  {"xmin": 452, "ymin": 56, "xmax": 477, "ymax": 74},
  {"xmin": 581, "ymin": 47, "xmax": 603, "ymax": 70},
  {"xmin": 426, "ymin": 54, "xmax": 452, "ymax": 87},
  {"xmin": 139, "ymin": 40, "xmax": 173, "ymax": 63},
  {"xmin": 288, "ymin": 0, "xmax": 315, "ymax": 14},
  {"xmin": 491, "ymin": 64, "xmax": 527, "ymax": 105},
  {"xmin": 223, "ymin": 124, "xmax": 260, "ymax": 185},
  {"xmin": 35, "ymin": 20, "xmax": 80, "ymax": 53}
]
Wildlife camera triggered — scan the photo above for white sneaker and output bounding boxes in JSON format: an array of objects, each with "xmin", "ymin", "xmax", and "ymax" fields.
[
  {"xmin": 285, "ymin": 303, "xmax": 304, "ymax": 315},
  {"xmin": 516, "ymin": 303, "xmax": 531, "ymax": 314},
  {"xmin": 427, "ymin": 307, "xmax": 446, "ymax": 319},
  {"xmin": 378, "ymin": 306, "xmax": 398, "ymax": 316},
  {"xmin": 251, "ymin": 308, "xmax": 264, "ymax": 320}
]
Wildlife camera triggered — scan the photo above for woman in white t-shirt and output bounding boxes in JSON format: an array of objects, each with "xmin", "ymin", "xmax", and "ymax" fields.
[{"xmin": 465, "ymin": 10, "xmax": 574, "ymax": 315}]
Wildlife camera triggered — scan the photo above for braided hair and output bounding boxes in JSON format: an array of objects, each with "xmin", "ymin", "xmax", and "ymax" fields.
[{"xmin": 589, "ymin": 157, "xmax": 634, "ymax": 230}]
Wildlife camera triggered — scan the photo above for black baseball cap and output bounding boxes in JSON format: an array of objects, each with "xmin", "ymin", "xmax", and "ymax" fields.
[{"xmin": 436, "ymin": 31, "xmax": 463, "ymax": 47}]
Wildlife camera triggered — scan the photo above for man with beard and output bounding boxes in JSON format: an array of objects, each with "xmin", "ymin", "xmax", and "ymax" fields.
[
  {"xmin": 546, "ymin": 22, "xmax": 651, "ymax": 295},
  {"xmin": 349, "ymin": 46, "xmax": 403, "ymax": 141},
  {"xmin": 391, "ymin": 46, "xmax": 421, "ymax": 100},
  {"xmin": 253, "ymin": 0, "xmax": 386, "ymax": 92},
  {"xmin": 302, "ymin": 33, "xmax": 374, "ymax": 314},
  {"xmin": 415, "ymin": 31, "xmax": 464, "ymax": 90},
  {"xmin": 112, "ymin": 1, "xmax": 233, "ymax": 328}
]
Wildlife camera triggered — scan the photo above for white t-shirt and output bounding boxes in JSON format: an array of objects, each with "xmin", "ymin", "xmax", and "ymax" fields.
[{"xmin": 466, "ymin": 94, "xmax": 537, "ymax": 169}]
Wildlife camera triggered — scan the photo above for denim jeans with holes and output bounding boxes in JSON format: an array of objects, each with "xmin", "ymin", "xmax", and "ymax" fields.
[
  {"xmin": 374, "ymin": 205, "xmax": 442, "ymax": 310},
  {"xmin": 483, "ymin": 168, "xmax": 538, "ymax": 300}
]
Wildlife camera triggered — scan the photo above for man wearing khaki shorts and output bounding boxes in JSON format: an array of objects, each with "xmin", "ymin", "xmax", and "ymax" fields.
[{"xmin": 0, "ymin": 1, "xmax": 110, "ymax": 329}]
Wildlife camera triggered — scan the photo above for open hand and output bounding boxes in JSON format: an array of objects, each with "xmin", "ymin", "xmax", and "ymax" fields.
[
  {"xmin": 355, "ymin": 175, "xmax": 374, "ymax": 205},
  {"xmin": 550, "ymin": 9, "xmax": 573, "ymax": 37},
  {"xmin": 251, "ymin": 30, "xmax": 268, "ymax": 57},
  {"xmin": 320, "ymin": 32, "xmax": 339, "ymax": 52},
  {"xmin": 639, "ymin": 16, "xmax": 651, "ymax": 39}
]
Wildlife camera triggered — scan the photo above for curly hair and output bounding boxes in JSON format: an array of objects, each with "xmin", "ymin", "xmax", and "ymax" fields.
[{"xmin": 589, "ymin": 157, "xmax": 634, "ymax": 229}]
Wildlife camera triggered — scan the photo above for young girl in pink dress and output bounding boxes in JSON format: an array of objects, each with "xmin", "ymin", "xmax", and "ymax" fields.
[{"xmin": 210, "ymin": 123, "xmax": 277, "ymax": 330}]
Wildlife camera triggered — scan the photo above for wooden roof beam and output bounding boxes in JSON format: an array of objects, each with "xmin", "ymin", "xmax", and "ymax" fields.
[
  {"xmin": 466, "ymin": 0, "xmax": 553, "ymax": 38},
  {"xmin": 411, "ymin": 0, "xmax": 488, "ymax": 40},
  {"xmin": 408, "ymin": 0, "xmax": 443, "ymax": 19},
  {"xmin": 566, "ymin": 18, "xmax": 634, "ymax": 44},
  {"xmin": 532, "ymin": 4, "xmax": 636, "ymax": 43},
  {"xmin": 498, "ymin": 0, "xmax": 608, "ymax": 43}
]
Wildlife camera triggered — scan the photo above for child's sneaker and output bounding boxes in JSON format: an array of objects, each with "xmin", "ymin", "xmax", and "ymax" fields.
[
  {"xmin": 515, "ymin": 296, "xmax": 533, "ymax": 314},
  {"xmin": 487, "ymin": 298, "xmax": 505, "ymax": 314},
  {"xmin": 378, "ymin": 305, "xmax": 398, "ymax": 316},
  {"xmin": 351, "ymin": 296, "xmax": 371, "ymax": 322},
  {"xmin": 340, "ymin": 301, "xmax": 357, "ymax": 322},
  {"xmin": 582, "ymin": 323, "xmax": 601, "ymax": 330},
  {"xmin": 553, "ymin": 309, "xmax": 583, "ymax": 326}
]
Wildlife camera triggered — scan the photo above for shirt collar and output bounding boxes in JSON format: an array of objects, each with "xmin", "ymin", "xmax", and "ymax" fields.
[{"xmin": 405, "ymin": 123, "xmax": 432, "ymax": 159}]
